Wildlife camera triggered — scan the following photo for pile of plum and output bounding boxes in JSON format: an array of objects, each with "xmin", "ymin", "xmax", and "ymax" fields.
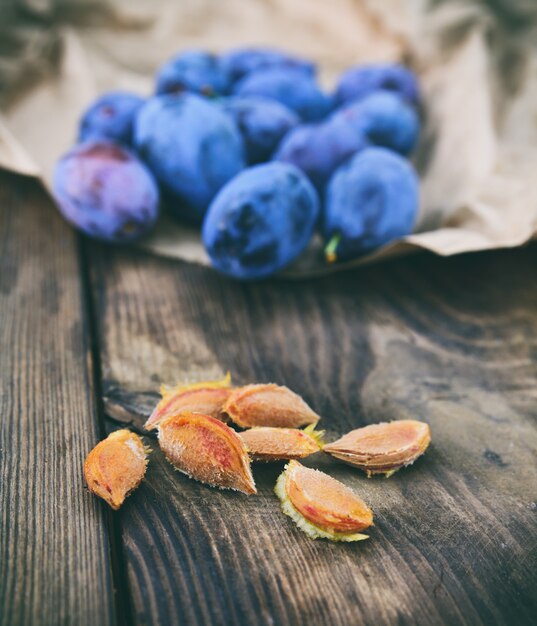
[{"xmin": 53, "ymin": 48, "xmax": 421, "ymax": 279}]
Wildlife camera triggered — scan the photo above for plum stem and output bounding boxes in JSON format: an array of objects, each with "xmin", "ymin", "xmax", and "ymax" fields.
[{"xmin": 324, "ymin": 233, "xmax": 341, "ymax": 263}]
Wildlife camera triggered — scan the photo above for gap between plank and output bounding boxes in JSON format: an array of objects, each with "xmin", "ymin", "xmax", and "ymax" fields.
[{"xmin": 78, "ymin": 237, "xmax": 135, "ymax": 626}]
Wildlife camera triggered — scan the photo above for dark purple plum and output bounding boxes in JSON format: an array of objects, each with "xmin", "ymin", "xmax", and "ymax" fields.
[
  {"xmin": 155, "ymin": 50, "xmax": 230, "ymax": 97},
  {"xmin": 220, "ymin": 47, "xmax": 315, "ymax": 84},
  {"xmin": 222, "ymin": 96, "xmax": 299, "ymax": 164},
  {"xmin": 334, "ymin": 63, "xmax": 420, "ymax": 107},
  {"xmin": 78, "ymin": 91, "xmax": 145, "ymax": 145},
  {"xmin": 202, "ymin": 163, "xmax": 319, "ymax": 279},
  {"xmin": 134, "ymin": 93, "xmax": 245, "ymax": 223},
  {"xmin": 233, "ymin": 67, "xmax": 331, "ymax": 122},
  {"xmin": 53, "ymin": 141, "xmax": 160, "ymax": 242},
  {"xmin": 323, "ymin": 147, "xmax": 418, "ymax": 262}
]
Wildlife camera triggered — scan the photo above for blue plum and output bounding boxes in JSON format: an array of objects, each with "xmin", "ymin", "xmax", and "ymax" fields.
[
  {"xmin": 220, "ymin": 47, "xmax": 315, "ymax": 84},
  {"xmin": 222, "ymin": 96, "xmax": 299, "ymax": 164},
  {"xmin": 78, "ymin": 91, "xmax": 145, "ymax": 145},
  {"xmin": 274, "ymin": 92, "xmax": 419, "ymax": 192},
  {"xmin": 334, "ymin": 63, "xmax": 420, "ymax": 107},
  {"xmin": 53, "ymin": 141, "xmax": 160, "ymax": 242},
  {"xmin": 334, "ymin": 91, "xmax": 420, "ymax": 156},
  {"xmin": 134, "ymin": 93, "xmax": 245, "ymax": 223},
  {"xmin": 155, "ymin": 50, "xmax": 230, "ymax": 97},
  {"xmin": 233, "ymin": 67, "xmax": 331, "ymax": 122},
  {"xmin": 323, "ymin": 147, "xmax": 418, "ymax": 262},
  {"xmin": 202, "ymin": 163, "xmax": 319, "ymax": 279},
  {"xmin": 273, "ymin": 115, "xmax": 366, "ymax": 191}
]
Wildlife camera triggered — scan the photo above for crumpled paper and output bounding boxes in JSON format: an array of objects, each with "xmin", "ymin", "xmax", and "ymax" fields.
[{"xmin": 2, "ymin": 0, "xmax": 537, "ymax": 275}]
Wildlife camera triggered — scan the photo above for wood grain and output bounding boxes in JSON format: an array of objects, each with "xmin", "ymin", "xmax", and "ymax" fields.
[
  {"xmin": 0, "ymin": 174, "xmax": 117, "ymax": 626},
  {"xmin": 89, "ymin": 241, "xmax": 537, "ymax": 626}
]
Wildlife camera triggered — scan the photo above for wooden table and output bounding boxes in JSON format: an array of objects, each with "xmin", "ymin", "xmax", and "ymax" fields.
[{"xmin": 1, "ymin": 171, "xmax": 536, "ymax": 626}]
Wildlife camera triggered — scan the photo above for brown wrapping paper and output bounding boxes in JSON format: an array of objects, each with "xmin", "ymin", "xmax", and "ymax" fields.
[{"xmin": 2, "ymin": 0, "xmax": 537, "ymax": 275}]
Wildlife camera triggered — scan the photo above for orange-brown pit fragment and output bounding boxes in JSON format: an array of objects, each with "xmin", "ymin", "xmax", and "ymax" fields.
[
  {"xmin": 323, "ymin": 419, "xmax": 431, "ymax": 476},
  {"xmin": 84, "ymin": 429, "xmax": 148, "ymax": 510},
  {"xmin": 224, "ymin": 383, "xmax": 320, "ymax": 428},
  {"xmin": 157, "ymin": 411, "xmax": 256, "ymax": 494},
  {"xmin": 275, "ymin": 460, "xmax": 373, "ymax": 541},
  {"xmin": 239, "ymin": 426, "xmax": 323, "ymax": 461},
  {"xmin": 144, "ymin": 374, "xmax": 232, "ymax": 430}
]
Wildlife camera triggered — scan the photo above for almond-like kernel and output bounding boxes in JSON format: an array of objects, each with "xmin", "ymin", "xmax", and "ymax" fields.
[
  {"xmin": 239, "ymin": 425, "xmax": 323, "ymax": 461},
  {"xmin": 323, "ymin": 420, "xmax": 431, "ymax": 476},
  {"xmin": 275, "ymin": 460, "xmax": 372, "ymax": 541},
  {"xmin": 84, "ymin": 429, "xmax": 148, "ymax": 510},
  {"xmin": 157, "ymin": 411, "xmax": 256, "ymax": 494},
  {"xmin": 224, "ymin": 383, "xmax": 320, "ymax": 428},
  {"xmin": 144, "ymin": 373, "xmax": 232, "ymax": 430}
]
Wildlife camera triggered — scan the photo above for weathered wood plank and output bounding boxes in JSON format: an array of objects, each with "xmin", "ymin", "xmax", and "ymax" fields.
[
  {"xmin": 0, "ymin": 174, "xmax": 117, "ymax": 626},
  {"xmin": 90, "ymin": 242, "xmax": 537, "ymax": 626}
]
